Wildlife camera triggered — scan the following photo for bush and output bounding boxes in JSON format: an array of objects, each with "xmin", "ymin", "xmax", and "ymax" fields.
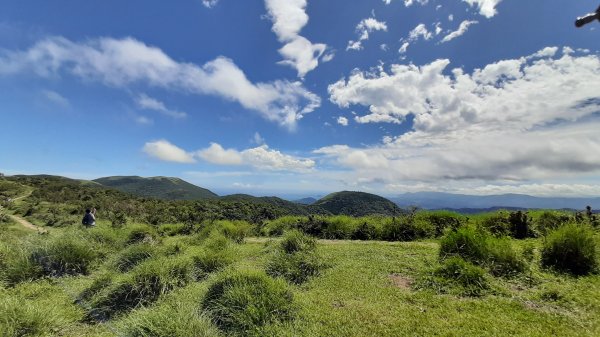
[
  {"xmin": 321, "ymin": 216, "xmax": 355, "ymax": 239},
  {"xmin": 535, "ymin": 211, "xmax": 570, "ymax": 236},
  {"xmin": 30, "ymin": 234, "xmax": 98, "ymax": 277},
  {"xmin": 434, "ymin": 257, "xmax": 488, "ymax": 296},
  {"xmin": 351, "ymin": 221, "xmax": 379, "ymax": 240},
  {"xmin": 541, "ymin": 224, "xmax": 598, "ymax": 275},
  {"xmin": 0, "ymin": 242, "xmax": 43, "ymax": 285},
  {"xmin": 508, "ymin": 211, "xmax": 533, "ymax": 239},
  {"xmin": 261, "ymin": 216, "xmax": 303, "ymax": 237},
  {"xmin": 87, "ymin": 256, "xmax": 194, "ymax": 320},
  {"xmin": 380, "ymin": 216, "xmax": 433, "ymax": 241},
  {"xmin": 479, "ymin": 213, "xmax": 511, "ymax": 237},
  {"xmin": 439, "ymin": 227, "xmax": 489, "ymax": 264},
  {"xmin": 158, "ymin": 223, "xmax": 191, "ymax": 237},
  {"xmin": 218, "ymin": 220, "xmax": 253, "ymax": 243},
  {"xmin": 418, "ymin": 211, "xmax": 464, "ymax": 237},
  {"xmin": 202, "ymin": 271, "xmax": 295, "ymax": 335},
  {"xmin": 112, "ymin": 244, "xmax": 155, "ymax": 272}
]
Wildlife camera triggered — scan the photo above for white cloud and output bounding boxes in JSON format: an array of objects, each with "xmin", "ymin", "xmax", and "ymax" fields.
[
  {"xmin": 143, "ymin": 140, "xmax": 196, "ymax": 163},
  {"xmin": 325, "ymin": 48, "xmax": 600, "ymax": 184},
  {"xmin": 440, "ymin": 20, "xmax": 478, "ymax": 43},
  {"xmin": 197, "ymin": 142, "xmax": 315, "ymax": 172},
  {"xmin": 448, "ymin": 14, "xmax": 454, "ymax": 21},
  {"xmin": 347, "ymin": 17, "xmax": 388, "ymax": 51},
  {"xmin": 398, "ymin": 42, "xmax": 410, "ymax": 54},
  {"xmin": 135, "ymin": 115, "xmax": 153, "ymax": 125},
  {"xmin": 41, "ymin": 89, "xmax": 69, "ymax": 107},
  {"xmin": 197, "ymin": 143, "xmax": 244, "ymax": 165},
  {"xmin": 0, "ymin": 36, "xmax": 320, "ymax": 130},
  {"xmin": 265, "ymin": 0, "xmax": 328, "ymax": 77},
  {"xmin": 202, "ymin": 0, "xmax": 219, "ymax": 8},
  {"xmin": 136, "ymin": 94, "xmax": 187, "ymax": 119},
  {"xmin": 462, "ymin": 0, "xmax": 502, "ymax": 18},
  {"xmin": 435, "ymin": 22, "xmax": 443, "ymax": 35},
  {"xmin": 408, "ymin": 23, "xmax": 433, "ymax": 41},
  {"xmin": 337, "ymin": 116, "xmax": 348, "ymax": 126}
]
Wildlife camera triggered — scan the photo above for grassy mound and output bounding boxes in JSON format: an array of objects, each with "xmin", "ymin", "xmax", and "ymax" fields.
[
  {"xmin": 541, "ymin": 224, "xmax": 598, "ymax": 275},
  {"xmin": 112, "ymin": 243, "xmax": 156, "ymax": 272},
  {"xmin": 266, "ymin": 230, "xmax": 324, "ymax": 284},
  {"xmin": 202, "ymin": 271, "xmax": 295, "ymax": 335}
]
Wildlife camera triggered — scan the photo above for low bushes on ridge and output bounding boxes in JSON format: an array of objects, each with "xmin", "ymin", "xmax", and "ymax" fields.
[{"xmin": 541, "ymin": 223, "xmax": 597, "ymax": 276}]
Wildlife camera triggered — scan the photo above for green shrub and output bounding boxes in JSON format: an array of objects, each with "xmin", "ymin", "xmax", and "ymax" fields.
[
  {"xmin": 158, "ymin": 223, "xmax": 191, "ymax": 237},
  {"xmin": 87, "ymin": 256, "xmax": 194, "ymax": 320},
  {"xmin": 541, "ymin": 224, "xmax": 598, "ymax": 275},
  {"xmin": 535, "ymin": 211, "xmax": 570, "ymax": 235},
  {"xmin": 261, "ymin": 216, "xmax": 304, "ymax": 237},
  {"xmin": 202, "ymin": 271, "xmax": 295, "ymax": 335},
  {"xmin": 351, "ymin": 221, "xmax": 379, "ymax": 240},
  {"xmin": 0, "ymin": 242, "xmax": 43, "ymax": 286},
  {"xmin": 479, "ymin": 213, "xmax": 511, "ymax": 237},
  {"xmin": 112, "ymin": 244, "xmax": 155, "ymax": 272},
  {"xmin": 322, "ymin": 216, "xmax": 355, "ymax": 239},
  {"xmin": 218, "ymin": 220, "xmax": 253, "ymax": 243},
  {"xmin": 508, "ymin": 211, "xmax": 534, "ymax": 239},
  {"xmin": 439, "ymin": 227, "xmax": 489, "ymax": 264},
  {"xmin": 418, "ymin": 211, "xmax": 464, "ymax": 237},
  {"xmin": 31, "ymin": 234, "xmax": 98, "ymax": 276},
  {"xmin": 280, "ymin": 230, "xmax": 316, "ymax": 254},
  {"xmin": 435, "ymin": 257, "xmax": 489, "ymax": 296},
  {"xmin": 380, "ymin": 216, "xmax": 433, "ymax": 241},
  {"xmin": 486, "ymin": 238, "xmax": 527, "ymax": 276}
]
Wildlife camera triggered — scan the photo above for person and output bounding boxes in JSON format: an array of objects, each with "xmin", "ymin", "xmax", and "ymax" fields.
[{"xmin": 82, "ymin": 208, "xmax": 96, "ymax": 227}]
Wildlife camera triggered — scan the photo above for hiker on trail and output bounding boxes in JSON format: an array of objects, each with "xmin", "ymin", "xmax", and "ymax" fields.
[{"xmin": 82, "ymin": 208, "xmax": 96, "ymax": 227}]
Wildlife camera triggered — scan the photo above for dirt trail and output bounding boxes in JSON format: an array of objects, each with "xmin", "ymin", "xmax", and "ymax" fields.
[
  {"xmin": 1, "ymin": 190, "xmax": 48, "ymax": 234},
  {"xmin": 9, "ymin": 214, "xmax": 47, "ymax": 233}
]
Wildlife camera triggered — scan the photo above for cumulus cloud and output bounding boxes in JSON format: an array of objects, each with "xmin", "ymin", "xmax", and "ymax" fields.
[
  {"xmin": 0, "ymin": 36, "xmax": 320, "ymax": 130},
  {"xmin": 136, "ymin": 94, "xmax": 187, "ymax": 119},
  {"xmin": 265, "ymin": 0, "xmax": 328, "ymax": 77},
  {"xmin": 252, "ymin": 132, "xmax": 266, "ymax": 145},
  {"xmin": 197, "ymin": 142, "xmax": 315, "ymax": 172},
  {"xmin": 347, "ymin": 17, "xmax": 388, "ymax": 51},
  {"xmin": 325, "ymin": 48, "xmax": 600, "ymax": 185},
  {"xmin": 462, "ymin": 0, "xmax": 502, "ymax": 18},
  {"xmin": 440, "ymin": 20, "xmax": 478, "ymax": 43},
  {"xmin": 337, "ymin": 116, "xmax": 349, "ymax": 126},
  {"xmin": 143, "ymin": 140, "xmax": 196, "ymax": 163}
]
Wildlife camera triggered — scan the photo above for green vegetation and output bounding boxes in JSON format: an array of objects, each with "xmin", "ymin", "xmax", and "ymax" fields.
[
  {"xmin": 202, "ymin": 270, "xmax": 295, "ymax": 335},
  {"xmin": 94, "ymin": 176, "xmax": 218, "ymax": 200},
  {"xmin": 313, "ymin": 191, "xmax": 402, "ymax": 216},
  {"xmin": 541, "ymin": 223, "xmax": 598, "ymax": 275},
  {"xmin": 0, "ymin": 176, "xmax": 599, "ymax": 336}
]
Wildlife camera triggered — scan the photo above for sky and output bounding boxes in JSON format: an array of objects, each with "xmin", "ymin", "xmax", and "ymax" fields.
[{"xmin": 1, "ymin": 0, "xmax": 600, "ymax": 199}]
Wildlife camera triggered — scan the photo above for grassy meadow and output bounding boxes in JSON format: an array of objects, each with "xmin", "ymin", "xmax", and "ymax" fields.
[{"xmin": 1, "ymin": 178, "xmax": 599, "ymax": 336}]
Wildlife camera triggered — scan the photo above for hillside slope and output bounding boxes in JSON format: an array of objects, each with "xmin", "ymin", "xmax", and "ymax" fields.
[
  {"xmin": 314, "ymin": 191, "xmax": 402, "ymax": 216},
  {"xmin": 94, "ymin": 176, "xmax": 218, "ymax": 200}
]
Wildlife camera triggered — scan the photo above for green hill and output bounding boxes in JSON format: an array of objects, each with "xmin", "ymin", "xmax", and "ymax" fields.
[
  {"xmin": 220, "ymin": 194, "xmax": 330, "ymax": 215},
  {"xmin": 314, "ymin": 191, "xmax": 402, "ymax": 216},
  {"xmin": 94, "ymin": 176, "xmax": 218, "ymax": 200}
]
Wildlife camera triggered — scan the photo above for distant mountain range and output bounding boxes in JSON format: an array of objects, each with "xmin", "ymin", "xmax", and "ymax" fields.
[
  {"xmin": 21, "ymin": 175, "xmax": 600, "ymax": 213},
  {"xmin": 391, "ymin": 192, "xmax": 600, "ymax": 211},
  {"xmin": 94, "ymin": 176, "xmax": 218, "ymax": 200}
]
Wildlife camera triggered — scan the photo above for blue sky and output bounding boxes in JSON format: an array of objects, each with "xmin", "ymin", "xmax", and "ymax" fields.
[{"xmin": 1, "ymin": 0, "xmax": 599, "ymax": 198}]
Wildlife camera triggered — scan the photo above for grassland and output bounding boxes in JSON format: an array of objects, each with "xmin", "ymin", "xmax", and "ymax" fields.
[{"xmin": 1, "ymin": 178, "xmax": 599, "ymax": 336}]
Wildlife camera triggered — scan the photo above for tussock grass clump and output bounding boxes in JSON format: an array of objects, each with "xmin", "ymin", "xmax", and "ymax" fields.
[
  {"xmin": 0, "ymin": 295, "xmax": 66, "ymax": 336},
  {"xmin": 541, "ymin": 224, "xmax": 597, "ymax": 275},
  {"xmin": 31, "ymin": 234, "xmax": 98, "ymax": 277},
  {"xmin": 86, "ymin": 256, "xmax": 195, "ymax": 320},
  {"xmin": 266, "ymin": 230, "xmax": 324, "ymax": 284},
  {"xmin": 190, "ymin": 232, "xmax": 236, "ymax": 275},
  {"xmin": 439, "ymin": 227, "xmax": 489, "ymax": 264},
  {"xmin": 158, "ymin": 223, "xmax": 191, "ymax": 237},
  {"xmin": 280, "ymin": 230, "xmax": 316, "ymax": 254},
  {"xmin": 125, "ymin": 224, "xmax": 157, "ymax": 245},
  {"xmin": 203, "ymin": 270, "xmax": 295, "ymax": 335},
  {"xmin": 439, "ymin": 226, "xmax": 526, "ymax": 277},
  {"xmin": 486, "ymin": 238, "xmax": 527, "ymax": 276},
  {"xmin": 0, "ymin": 242, "xmax": 43, "ymax": 286},
  {"xmin": 112, "ymin": 243, "xmax": 156, "ymax": 272},
  {"xmin": 434, "ymin": 257, "xmax": 489, "ymax": 296},
  {"xmin": 118, "ymin": 284, "xmax": 221, "ymax": 337}
]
